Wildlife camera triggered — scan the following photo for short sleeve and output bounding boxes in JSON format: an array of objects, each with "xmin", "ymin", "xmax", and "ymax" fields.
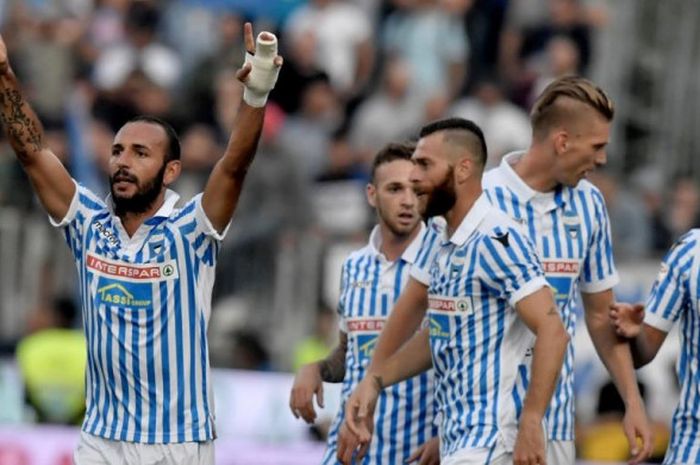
[
  {"xmin": 478, "ymin": 225, "xmax": 549, "ymax": 307},
  {"xmin": 172, "ymin": 194, "xmax": 231, "ymax": 265},
  {"xmin": 644, "ymin": 233, "xmax": 697, "ymax": 333},
  {"xmin": 579, "ymin": 189, "xmax": 619, "ymax": 293},
  {"xmin": 49, "ymin": 181, "xmax": 107, "ymax": 260}
]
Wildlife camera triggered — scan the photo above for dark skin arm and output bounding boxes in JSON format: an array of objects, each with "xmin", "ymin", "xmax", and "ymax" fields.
[
  {"xmin": 0, "ymin": 34, "xmax": 74, "ymax": 221},
  {"xmin": 201, "ymin": 23, "xmax": 283, "ymax": 233}
]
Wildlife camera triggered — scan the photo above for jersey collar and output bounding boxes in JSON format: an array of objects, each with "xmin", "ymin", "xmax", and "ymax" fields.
[
  {"xmin": 498, "ymin": 151, "xmax": 566, "ymax": 213},
  {"xmin": 449, "ymin": 193, "xmax": 491, "ymax": 246},
  {"xmin": 368, "ymin": 222, "xmax": 426, "ymax": 265},
  {"xmin": 105, "ymin": 189, "xmax": 181, "ymax": 221}
]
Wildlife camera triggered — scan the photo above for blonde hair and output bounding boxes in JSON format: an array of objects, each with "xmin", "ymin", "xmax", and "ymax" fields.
[{"xmin": 531, "ymin": 76, "xmax": 614, "ymax": 138}]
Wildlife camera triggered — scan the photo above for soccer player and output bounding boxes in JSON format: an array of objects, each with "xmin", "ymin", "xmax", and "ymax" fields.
[
  {"xmin": 0, "ymin": 24, "xmax": 281, "ymax": 464},
  {"xmin": 343, "ymin": 118, "xmax": 569, "ymax": 465},
  {"xmin": 346, "ymin": 78, "xmax": 655, "ymax": 464},
  {"xmin": 289, "ymin": 142, "xmax": 440, "ymax": 464},
  {"xmin": 610, "ymin": 231, "xmax": 700, "ymax": 464}
]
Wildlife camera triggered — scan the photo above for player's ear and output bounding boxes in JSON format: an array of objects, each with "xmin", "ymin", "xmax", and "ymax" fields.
[
  {"xmin": 552, "ymin": 130, "xmax": 569, "ymax": 155},
  {"xmin": 366, "ymin": 182, "xmax": 377, "ymax": 208},
  {"xmin": 163, "ymin": 160, "xmax": 181, "ymax": 186},
  {"xmin": 455, "ymin": 156, "xmax": 473, "ymax": 184}
]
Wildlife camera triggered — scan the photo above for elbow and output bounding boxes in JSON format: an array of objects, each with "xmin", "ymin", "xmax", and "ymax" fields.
[{"xmin": 548, "ymin": 320, "xmax": 570, "ymax": 352}]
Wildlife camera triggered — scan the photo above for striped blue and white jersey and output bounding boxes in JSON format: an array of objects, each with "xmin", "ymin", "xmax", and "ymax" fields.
[
  {"xmin": 483, "ymin": 151, "xmax": 619, "ymax": 441},
  {"xmin": 411, "ymin": 194, "xmax": 550, "ymax": 458},
  {"xmin": 643, "ymin": 230, "xmax": 700, "ymax": 464},
  {"xmin": 50, "ymin": 181, "xmax": 224, "ymax": 444},
  {"xmin": 323, "ymin": 224, "xmax": 438, "ymax": 464}
]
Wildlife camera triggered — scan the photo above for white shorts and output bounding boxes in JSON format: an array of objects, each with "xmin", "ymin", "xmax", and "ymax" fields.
[
  {"xmin": 74, "ymin": 431, "xmax": 214, "ymax": 465},
  {"xmin": 441, "ymin": 437, "xmax": 511, "ymax": 465},
  {"xmin": 547, "ymin": 440, "xmax": 575, "ymax": 465}
]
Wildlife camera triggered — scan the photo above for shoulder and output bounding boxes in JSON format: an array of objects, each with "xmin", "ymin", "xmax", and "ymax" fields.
[
  {"xmin": 75, "ymin": 184, "xmax": 108, "ymax": 212},
  {"xmin": 572, "ymin": 179, "xmax": 605, "ymax": 204},
  {"xmin": 343, "ymin": 245, "xmax": 373, "ymax": 268},
  {"xmin": 481, "ymin": 166, "xmax": 504, "ymax": 190},
  {"xmin": 482, "ymin": 205, "xmax": 523, "ymax": 235}
]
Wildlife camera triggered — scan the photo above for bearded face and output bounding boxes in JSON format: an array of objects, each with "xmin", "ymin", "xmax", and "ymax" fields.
[
  {"xmin": 422, "ymin": 165, "xmax": 456, "ymax": 219},
  {"xmin": 110, "ymin": 162, "xmax": 166, "ymax": 216}
]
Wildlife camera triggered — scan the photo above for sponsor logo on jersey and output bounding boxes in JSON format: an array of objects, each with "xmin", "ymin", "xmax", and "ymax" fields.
[{"xmin": 87, "ymin": 253, "xmax": 178, "ymax": 282}]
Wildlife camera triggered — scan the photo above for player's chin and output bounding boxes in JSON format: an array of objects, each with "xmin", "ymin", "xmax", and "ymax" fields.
[{"xmin": 390, "ymin": 220, "xmax": 419, "ymax": 236}]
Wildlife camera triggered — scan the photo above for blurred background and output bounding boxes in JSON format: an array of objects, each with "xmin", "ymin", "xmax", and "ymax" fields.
[{"xmin": 0, "ymin": 0, "xmax": 698, "ymax": 463}]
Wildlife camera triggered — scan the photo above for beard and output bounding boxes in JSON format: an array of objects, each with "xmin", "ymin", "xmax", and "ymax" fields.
[
  {"xmin": 423, "ymin": 168, "xmax": 456, "ymax": 218},
  {"xmin": 110, "ymin": 163, "xmax": 166, "ymax": 216}
]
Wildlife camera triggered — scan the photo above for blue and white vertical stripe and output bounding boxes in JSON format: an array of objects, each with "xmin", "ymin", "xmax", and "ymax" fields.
[
  {"xmin": 482, "ymin": 152, "xmax": 619, "ymax": 441},
  {"xmin": 643, "ymin": 230, "xmax": 700, "ymax": 464},
  {"xmin": 322, "ymin": 226, "xmax": 437, "ymax": 464},
  {"xmin": 51, "ymin": 182, "xmax": 222, "ymax": 443},
  {"xmin": 415, "ymin": 195, "xmax": 549, "ymax": 458}
]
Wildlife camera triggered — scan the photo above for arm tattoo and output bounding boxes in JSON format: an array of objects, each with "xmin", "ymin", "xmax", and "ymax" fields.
[
  {"xmin": 318, "ymin": 335, "xmax": 348, "ymax": 383},
  {"xmin": 0, "ymin": 73, "xmax": 44, "ymax": 163}
]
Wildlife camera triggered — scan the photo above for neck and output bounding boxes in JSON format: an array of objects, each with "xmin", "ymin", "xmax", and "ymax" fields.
[
  {"xmin": 445, "ymin": 181, "xmax": 482, "ymax": 236},
  {"xmin": 512, "ymin": 145, "xmax": 559, "ymax": 192},
  {"xmin": 115, "ymin": 192, "xmax": 166, "ymax": 237},
  {"xmin": 378, "ymin": 223, "xmax": 420, "ymax": 262}
]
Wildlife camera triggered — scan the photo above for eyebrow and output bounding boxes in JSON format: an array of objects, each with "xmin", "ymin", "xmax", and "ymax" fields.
[{"xmin": 112, "ymin": 143, "xmax": 151, "ymax": 151}]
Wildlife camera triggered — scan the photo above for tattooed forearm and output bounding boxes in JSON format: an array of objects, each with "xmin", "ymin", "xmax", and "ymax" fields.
[
  {"xmin": 318, "ymin": 333, "xmax": 348, "ymax": 383},
  {"xmin": 0, "ymin": 71, "xmax": 44, "ymax": 163}
]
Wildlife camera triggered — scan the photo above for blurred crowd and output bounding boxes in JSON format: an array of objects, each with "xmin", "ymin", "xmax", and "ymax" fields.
[{"xmin": 0, "ymin": 0, "xmax": 698, "ymax": 375}]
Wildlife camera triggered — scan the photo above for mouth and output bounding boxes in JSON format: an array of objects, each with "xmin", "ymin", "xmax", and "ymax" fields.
[{"xmin": 397, "ymin": 212, "xmax": 415, "ymax": 224}]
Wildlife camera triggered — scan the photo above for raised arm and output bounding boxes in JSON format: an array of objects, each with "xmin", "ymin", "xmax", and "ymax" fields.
[
  {"xmin": 0, "ymin": 35, "xmax": 74, "ymax": 220},
  {"xmin": 201, "ymin": 23, "xmax": 282, "ymax": 232}
]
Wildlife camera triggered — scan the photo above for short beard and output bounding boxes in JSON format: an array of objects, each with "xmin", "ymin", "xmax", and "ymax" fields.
[
  {"xmin": 111, "ymin": 163, "xmax": 166, "ymax": 217},
  {"xmin": 423, "ymin": 168, "xmax": 456, "ymax": 218}
]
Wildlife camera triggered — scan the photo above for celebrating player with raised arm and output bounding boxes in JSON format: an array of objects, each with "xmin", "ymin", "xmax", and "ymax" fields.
[{"xmin": 0, "ymin": 23, "xmax": 280, "ymax": 465}]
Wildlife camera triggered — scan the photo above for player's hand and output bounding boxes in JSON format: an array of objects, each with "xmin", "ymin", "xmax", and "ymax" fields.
[
  {"xmin": 237, "ymin": 22, "xmax": 282, "ymax": 107},
  {"xmin": 623, "ymin": 401, "xmax": 654, "ymax": 465},
  {"xmin": 406, "ymin": 437, "xmax": 440, "ymax": 464},
  {"xmin": 337, "ymin": 421, "xmax": 369, "ymax": 465},
  {"xmin": 344, "ymin": 375, "xmax": 380, "ymax": 444},
  {"xmin": 289, "ymin": 363, "xmax": 324, "ymax": 424},
  {"xmin": 609, "ymin": 302, "xmax": 645, "ymax": 338},
  {"xmin": 513, "ymin": 415, "xmax": 546, "ymax": 465}
]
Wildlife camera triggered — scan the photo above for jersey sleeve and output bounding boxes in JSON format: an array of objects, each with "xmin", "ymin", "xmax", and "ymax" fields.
[
  {"xmin": 644, "ymin": 232, "xmax": 697, "ymax": 332},
  {"xmin": 478, "ymin": 225, "xmax": 550, "ymax": 307},
  {"xmin": 579, "ymin": 189, "xmax": 620, "ymax": 293},
  {"xmin": 410, "ymin": 219, "xmax": 443, "ymax": 285},
  {"xmin": 49, "ymin": 180, "xmax": 107, "ymax": 260},
  {"xmin": 172, "ymin": 194, "xmax": 231, "ymax": 265}
]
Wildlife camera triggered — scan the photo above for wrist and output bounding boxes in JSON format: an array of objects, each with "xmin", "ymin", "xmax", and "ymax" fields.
[
  {"xmin": 243, "ymin": 87, "xmax": 269, "ymax": 108},
  {"xmin": 519, "ymin": 409, "xmax": 544, "ymax": 425}
]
